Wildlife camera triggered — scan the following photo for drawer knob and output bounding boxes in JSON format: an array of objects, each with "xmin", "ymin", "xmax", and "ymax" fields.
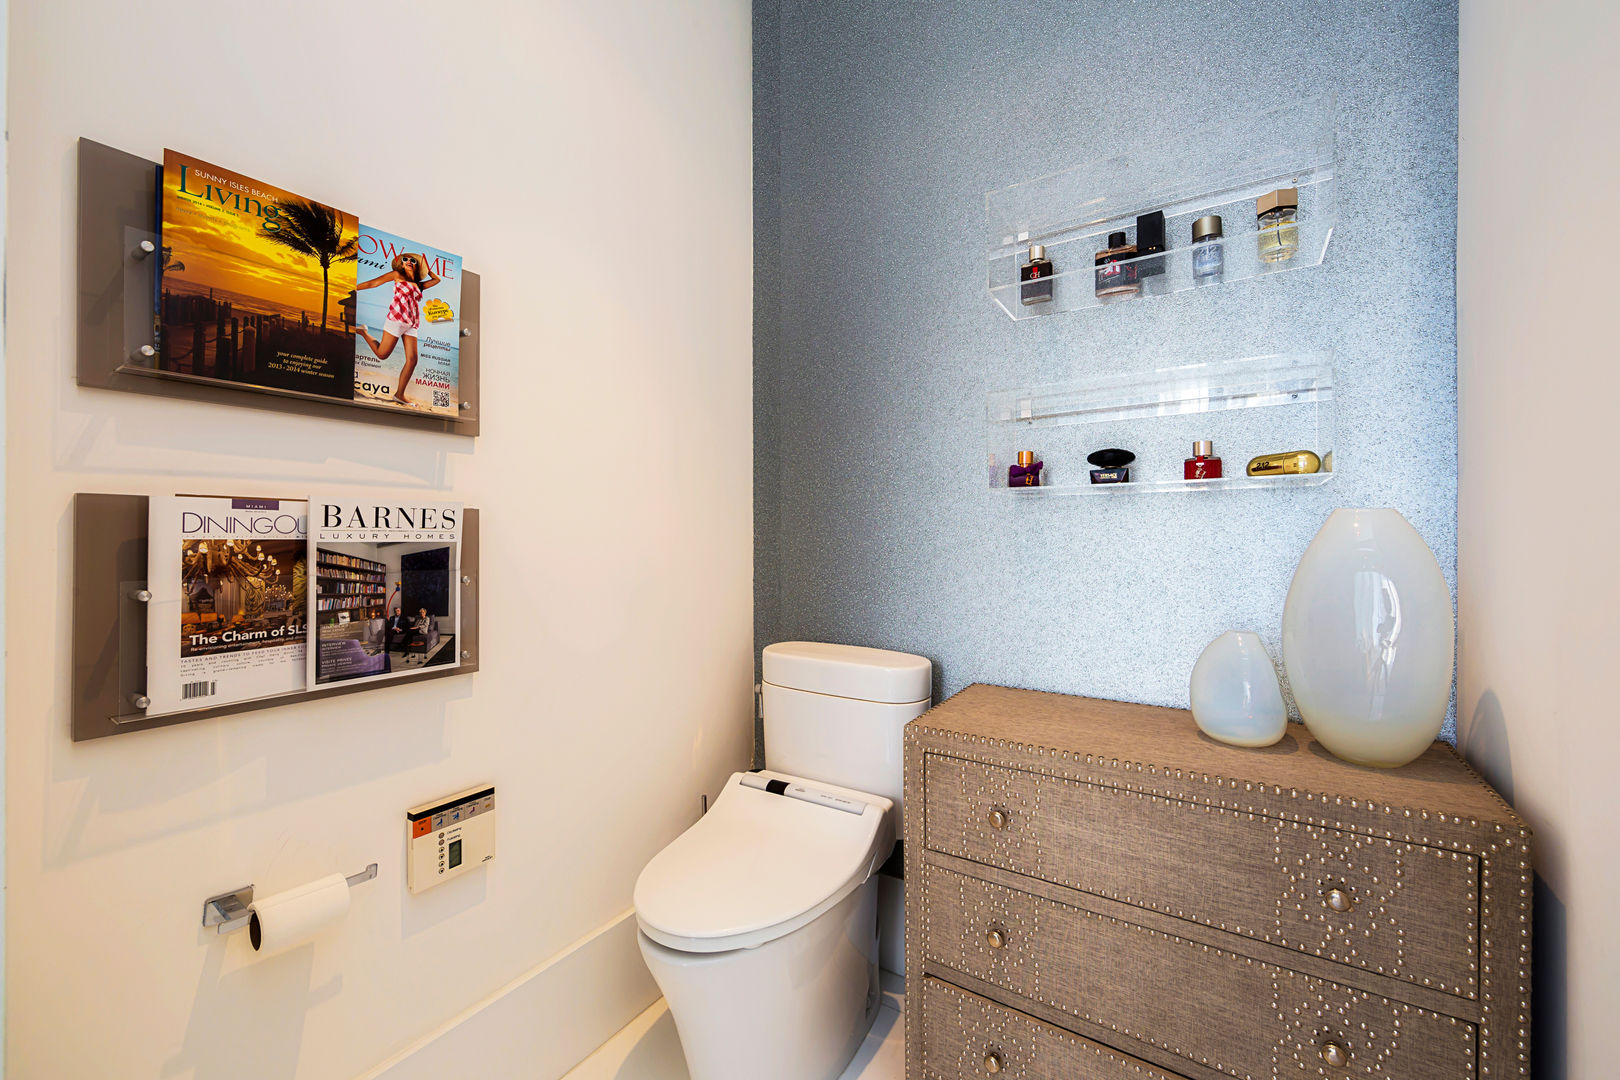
[
  {"xmin": 986, "ymin": 928, "xmax": 1006, "ymax": 950},
  {"xmin": 988, "ymin": 808, "xmax": 1009, "ymax": 830},
  {"xmin": 1326, "ymin": 887, "xmax": 1354, "ymax": 913},
  {"xmin": 984, "ymin": 1050, "xmax": 1005, "ymax": 1074},
  {"xmin": 1320, "ymin": 1041, "xmax": 1348, "ymax": 1068}
]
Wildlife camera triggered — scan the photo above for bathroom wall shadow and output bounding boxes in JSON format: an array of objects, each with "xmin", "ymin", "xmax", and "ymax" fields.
[
  {"xmin": 399, "ymin": 864, "xmax": 490, "ymax": 939},
  {"xmin": 1463, "ymin": 690, "xmax": 1514, "ymax": 803},
  {"xmin": 161, "ymin": 938, "xmax": 338, "ymax": 1080},
  {"xmin": 1532, "ymin": 876, "xmax": 1567, "ymax": 1080}
]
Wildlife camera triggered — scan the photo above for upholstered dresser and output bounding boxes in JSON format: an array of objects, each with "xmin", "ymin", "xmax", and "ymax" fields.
[{"xmin": 903, "ymin": 685, "xmax": 1532, "ymax": 1080}]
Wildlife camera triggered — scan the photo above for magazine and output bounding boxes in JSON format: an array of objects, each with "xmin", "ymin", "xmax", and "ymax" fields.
[
  {"xmin": 158, "ymin": 150, "xmax": 360, "ymax": 399},
  {"xmin": 350, "ymin": 226, "xmax": 463, "ymax": 416},
  {"xmin": 308, "ymin": 497, "xmax": 463, "ymax": 687},
  {"xmin": 145, "ymin": 496, "xmax": 309, "ymax": 714}
]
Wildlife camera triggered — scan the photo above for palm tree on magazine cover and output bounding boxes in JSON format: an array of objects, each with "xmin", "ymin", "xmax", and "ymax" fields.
[{"xmin": 262, "ymin": 198, "xmax": 358, "ymax": 330}]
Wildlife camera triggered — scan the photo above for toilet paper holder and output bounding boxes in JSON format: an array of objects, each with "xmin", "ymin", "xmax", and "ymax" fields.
[{"xmin": 202, "ymin": 863, "xmax": 378, "ymax": 935}]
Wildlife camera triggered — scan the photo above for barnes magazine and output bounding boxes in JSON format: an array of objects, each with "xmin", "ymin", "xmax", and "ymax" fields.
[
  {"xmin": 158, "ymin": 150, "xmax": 360, "ymax": 399},
  {"xmin": 349, "ymin": 226, "xmax": 463, "ymax": 415},
  {"xmin": 308, "ymin": 497, "xmax": 462, "ymax": 687},
  {"xmin": 145, "ymin": 496, "xmax": 308, "ymax": 714}
]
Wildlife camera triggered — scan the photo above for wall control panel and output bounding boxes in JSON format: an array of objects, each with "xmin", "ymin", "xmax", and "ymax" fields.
[{"xmin": 407, "ymin": 785, "xmax": 496, "ymax": 894}]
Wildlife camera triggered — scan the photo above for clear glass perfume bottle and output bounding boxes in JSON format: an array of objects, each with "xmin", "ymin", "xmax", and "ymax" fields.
[
  {"xmin": 1191, "ymin": 215, "xmax": 1224, "ymax": 282},
  {"xmin": 1257, "ymin": 188, "xmax": 1300, "ymax": 263}
]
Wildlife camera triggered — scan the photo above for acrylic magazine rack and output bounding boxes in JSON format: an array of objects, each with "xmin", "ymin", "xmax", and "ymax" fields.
[
  {"xmin": 76, "ymin": 138, "xmax": 481, "ymax": 434},
  {"xmin": 985, "ymin": 95, "xmax": 1337, "ymax": 319},
  {"xmin": 70, "ymin": 494, "xmax": 481, "ymax": 741},
  {"xmin": 987, "ymin": 351, "xmax": 1335, "ymax": 495}
]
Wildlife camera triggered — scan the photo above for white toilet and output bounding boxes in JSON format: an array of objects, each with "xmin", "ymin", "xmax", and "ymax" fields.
[{"xmin": 634, "ymin": 642, "xmax": 932, "ymax": 1080}]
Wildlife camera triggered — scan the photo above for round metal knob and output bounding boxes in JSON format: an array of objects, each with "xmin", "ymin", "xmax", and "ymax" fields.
[
  {"xmin": 983, "ymin": 1050, "xmax": 1004, "ymax": 1074},
  {"xmin": 986, "ymin": 928, "xmax": 1006, "ymax": 950},
  {"xmin": 1326, "ymin": 887, "xmax": 1354, "ymax": 913},
  {"xmin": 1320, "ymin": 1041, "xmax": 1348, "ymax": 1068},
  {"xmin": 988, "ymin": 808, "xmax": 1008, "ymax": 830},
  {"xmin": 130, "ymin": 693, "xmax": 151, "ymax": 711}
]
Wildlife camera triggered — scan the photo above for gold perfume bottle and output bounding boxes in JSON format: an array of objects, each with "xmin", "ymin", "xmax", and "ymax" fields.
[
  {"xmin": 1246, "ymin": 450, "xmax": 1321, "ymax": 476},
  {"xmin": 1256, "ymin": 188, "xmax": 1300, "ymax": 263}
]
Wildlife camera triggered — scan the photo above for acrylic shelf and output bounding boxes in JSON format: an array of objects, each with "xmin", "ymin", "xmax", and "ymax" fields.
[
  {"xmin": 987, "ymin": 352, "xmax": 1335, "ymax": 496},
  {"xmin": 986, "ymin": 96, "xmax": 1336, "ymax": 320}
]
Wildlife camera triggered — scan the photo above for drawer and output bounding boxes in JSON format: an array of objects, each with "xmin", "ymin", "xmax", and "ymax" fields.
[
  {"xmin": 920, "ymin": 864, "xmax": 1477, "ymax": 1080},
  {"xmin": 919, "ymin": 976, "xmax": 1184, "ymax": 1080},
  {"xmin": 923, "ymin": 753, "xmax": 1479, "ymax": 999}
]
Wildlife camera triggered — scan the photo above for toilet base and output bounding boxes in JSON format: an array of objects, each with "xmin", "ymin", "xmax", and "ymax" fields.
[{"xmin": 638, "ymin": 877, "xmax": 881, "ymax": 1080}]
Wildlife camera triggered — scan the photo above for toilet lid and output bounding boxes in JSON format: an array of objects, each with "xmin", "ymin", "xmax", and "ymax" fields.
[{"xmin": 633, "ymin": 770, "xmax": 894, "ymax": 953}]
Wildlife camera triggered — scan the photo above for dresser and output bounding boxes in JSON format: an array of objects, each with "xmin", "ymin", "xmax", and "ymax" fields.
[{"xmin": 903, "ymin": 685, "xmax": 1531, "ymax": 1080}]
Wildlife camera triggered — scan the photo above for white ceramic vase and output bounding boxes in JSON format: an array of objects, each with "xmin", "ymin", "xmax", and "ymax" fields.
[
  {"xmin": 1282, "ymin": 509, "xmax": 1454, "ymax": 768},
  {"xmin": 1189, "ymin": 631, "xmax": 1287, "ymax": 748}
]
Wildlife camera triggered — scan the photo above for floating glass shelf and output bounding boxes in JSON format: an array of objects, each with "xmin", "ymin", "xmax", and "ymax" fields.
[
  {"xmin": 986, "ymin": 96, "xmax": 1336, "ymax": 320},
  {"xmin": 987, "ymin": 352, "xmax": 1335, "ymax": 496}
]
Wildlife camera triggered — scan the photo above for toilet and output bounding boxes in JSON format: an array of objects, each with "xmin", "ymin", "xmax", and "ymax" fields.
[{"xmin": 634, "ymin": 642, "xmax": 932, "ymax": 1080}]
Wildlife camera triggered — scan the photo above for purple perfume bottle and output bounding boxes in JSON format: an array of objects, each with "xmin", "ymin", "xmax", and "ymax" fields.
[{"xmin": 1009, "ymin": 450, "xmax": 1043, "ymax": 488}]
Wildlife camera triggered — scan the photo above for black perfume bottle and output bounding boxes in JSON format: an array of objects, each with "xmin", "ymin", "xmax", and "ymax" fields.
[
  {"xmin": 1136, "ymin": 210, "xmax": 1166, "ymax": 281},
  {"xmin": 1087, "ymin": 447, "xmax": 1135, "ymax": 484},
  {"xmin": 1019, "ymin": 244, "xmax": 1054, "ymax": 305}
]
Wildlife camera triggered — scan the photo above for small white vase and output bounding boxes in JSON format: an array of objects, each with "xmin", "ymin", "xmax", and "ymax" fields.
[
  {"xmin": 1282, "ymin": 509, "xmax": 1454, "ymax": 768},
  {"xmin": 1190, "ymin": 631, "xmax": 1287, "ymax": 748}
]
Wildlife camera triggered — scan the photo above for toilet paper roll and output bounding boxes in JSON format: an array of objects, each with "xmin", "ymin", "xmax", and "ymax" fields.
[{"xmin": 248, "ymin": 873, "xmax": 351, "ymax": 956}]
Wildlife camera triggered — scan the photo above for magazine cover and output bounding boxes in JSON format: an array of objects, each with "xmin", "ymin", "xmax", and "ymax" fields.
[
  {"xmin": 158, "ymin": 150, "xmax": 360, "ymax": 399},
  {"xmin": 349, "ymin": 226, "xmax": 462, "ymax": 415},
  {"xmin": 308, "ymin": 497, "xmax": 462, "ymax": 687},
  {"xmin": 145, "ymin": 496, "xmax": 308, "ymax": 714}
]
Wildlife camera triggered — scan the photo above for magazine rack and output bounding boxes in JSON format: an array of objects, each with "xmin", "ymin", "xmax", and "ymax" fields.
[
  {"xmin": 76, "ymin": 138, "xmax": 481, "ymax": 436},
  {"xmin": 70, "ymin": 493, "xmax": 481, "ymax": 742}
]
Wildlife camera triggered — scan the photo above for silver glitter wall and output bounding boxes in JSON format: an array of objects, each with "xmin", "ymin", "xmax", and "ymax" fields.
[{"xmin": 755, "ymin": 0, "xmax": 1459, "ymax": 737}]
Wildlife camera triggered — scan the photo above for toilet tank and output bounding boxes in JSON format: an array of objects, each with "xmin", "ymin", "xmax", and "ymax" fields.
[{"xmin": 761, "ymin": 642, "xmax": 932, "ymax": 824}]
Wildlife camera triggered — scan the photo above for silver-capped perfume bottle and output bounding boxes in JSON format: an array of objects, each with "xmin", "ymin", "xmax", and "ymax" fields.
[{"xmin": 1019, "ymin": 244, "xmax": 1054, "ymax": 305}]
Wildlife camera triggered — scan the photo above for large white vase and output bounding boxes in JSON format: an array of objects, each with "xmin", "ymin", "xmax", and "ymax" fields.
[
  {"xmin": 1282, "ymin": 509, "xmax": 1454, "ymax": 768},
  {"xmin": 1190, "ymin": 631, "xmax": 1288, "ymax": 748}
]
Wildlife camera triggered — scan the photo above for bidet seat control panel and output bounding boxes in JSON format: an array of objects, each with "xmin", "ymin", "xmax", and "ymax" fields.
[
  {"xmin": 739, "ymin": 773, "xmax": 868, "ymax": 814},
  {"xmin": 407, "ymin": 785, "xmax": 495, "ymax": 894}
]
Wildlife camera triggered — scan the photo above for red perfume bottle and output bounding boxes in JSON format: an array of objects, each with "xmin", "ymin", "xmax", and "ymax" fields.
[{"xmin": 1185, "ymin": 440, "xmax": 1223, "ymax": 480}]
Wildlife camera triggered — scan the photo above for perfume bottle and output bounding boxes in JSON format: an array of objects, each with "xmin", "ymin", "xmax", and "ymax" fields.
[
  {"xmin": 1184, "ymin": 440, "xmax": 1223, "ymax": 480},
  {"xmin": 1019, "ymin": 244, "xmax": 1054, "ymax": 305},
  {"xmin": 1008, "ymin": 450, "xmax": 1043, "ymax": 487},
  {"xmin": 1136, "ymin": 211, "xmax": 1166, "ymax": 283},
  {"xmin": 1257, "ymin": 188, "xmax": 1300, "ymax": 263},
  {"xmin": 1247, "ymin": 450, "xmax": 1322, "ymax": 476},
  {"xmin": 1087, "ymin": 448, "xmax": 1134, "ymax": 484},
  {"xmin": 1094, "ymin": 232, "xmax": 1140, "ymax": 302},
  {"xmin": 1191, "ymin": 215, "xmax": 1224, "ymax": 282}
]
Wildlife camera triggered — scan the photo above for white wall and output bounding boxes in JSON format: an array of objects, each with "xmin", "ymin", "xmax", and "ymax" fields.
[
  {"xmin": 1457, "ymin": 2, "xmax": 1620, "ymax": 1077},
  {"xmin": 4, "ymin": 2, "xmax": 753, "ymax": 1078}
]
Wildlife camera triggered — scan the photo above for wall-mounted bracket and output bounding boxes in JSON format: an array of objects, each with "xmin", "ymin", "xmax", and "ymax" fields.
[{"xmin": 202, "ymin": 885, "xmax": 253, "ymax": 934}]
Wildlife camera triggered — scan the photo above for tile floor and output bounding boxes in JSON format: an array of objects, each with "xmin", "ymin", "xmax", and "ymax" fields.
[{"xmin": 563, "ymin": 975, "xmax": 905, "ymax": 1080}]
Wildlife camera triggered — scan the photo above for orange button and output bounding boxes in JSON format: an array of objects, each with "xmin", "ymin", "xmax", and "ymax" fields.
[{"xmin": 412, "ymin": 817, "xmax": 432, "ymax": 839}]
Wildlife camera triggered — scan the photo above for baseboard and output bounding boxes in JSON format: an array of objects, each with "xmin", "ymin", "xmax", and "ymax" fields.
[{"xmin": 358, "ymin": 909, "xmax": 658, "ymax": 1080}]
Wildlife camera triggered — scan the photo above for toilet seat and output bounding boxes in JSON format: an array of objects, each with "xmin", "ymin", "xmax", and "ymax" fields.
[{"xmin": 633, "ymin": 770, "xmax": 894, "ymax": 954}]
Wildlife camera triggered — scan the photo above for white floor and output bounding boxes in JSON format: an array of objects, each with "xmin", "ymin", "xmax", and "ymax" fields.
[{"xmin": 563, "ymin": 975, "xmax": 905, "ymax": 1080}]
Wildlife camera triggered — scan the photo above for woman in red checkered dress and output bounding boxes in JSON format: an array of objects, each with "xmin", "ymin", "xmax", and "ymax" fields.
[{"xmin": 354, "ymin": 252, "xmax": 441, "ymax": 406}]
